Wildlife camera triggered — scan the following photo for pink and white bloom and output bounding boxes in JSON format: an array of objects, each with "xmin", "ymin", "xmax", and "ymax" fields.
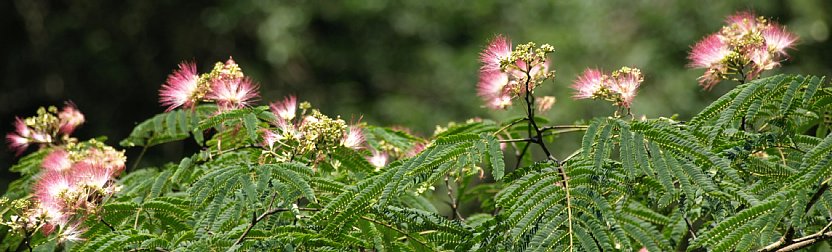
[
  {"xmin": 479, "ymin": 35, "xmax": 512, "ymax": 72},
  {"xmin": 762, "ymin": 23, "xmax": 798, "ymax": 56},
  {"xmin": 57, "ymin": 221, "xmax": 87, "ymax": 243},
  {"xmin": 748, "ymin": 46, "xmax": 779, "ymax": 79},
  {"xmin": 571, "ymin": 68, "xmax": 607, "ymax": 99},
  {"xmin": 72, "ymin": 163, "xmax": 114, "ymax": 191},
  {"xmin": 35, "ymin": 172, "xmax": 74, "ymax": 205},
  {"xmin": 159, "ymin": 61, "xmax": 201, "ymax": 111},
  {"xmin": 207, "ymin": 77, "xmax": 260, "ymax": 111},
  {"xmin": 689, "ymin": 11, "xmax": 799, "ymax": 89},
  {"xmin": 270, "ymin": 95, "xmax": 298, "ymax": 121},
  {"xmin": 477, "ymin": 70, "xmax": 512, "ymax": 110},
  {"xmin": 57, "ymin": 102, "xmax": 84, "ymax": 135},
  {"xmin": 262, "ymin": 130, "xmax": 281, "ymax": 149},
  {"xmin": 688, "ymin": 34, "xmax": 731, "ymax": 69},
  {"xmin": 42, "ymin": 149, "xmax": 72, "ymax": 172},
  {"xmin": 726, "ymin": 11, "xmax": 759, "ymax": 34},
  {"xmin": 6, "ymin": 117, "xmax": 32, "ymax": 155},
  {"xmin": 342, "ymin": 125, "xmax": 365, "ymax": 150},
  {"xmin": 79, "ymin": 148, "xmax": 126, "ymax": 175},
  {"xmin": 368, "ymin": 150, "xmax": 388, "ymax": 169},
  {"xmin": 535, "ymin": 96, "xmax": 556, "ymax": 112},
  {"xmin": 609, "ymin": 68, "xmax": 644, "ymax": 108}
]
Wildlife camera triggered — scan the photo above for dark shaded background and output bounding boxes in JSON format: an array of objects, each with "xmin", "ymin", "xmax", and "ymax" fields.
[{"xmin": 2, "ymin": 0, "xmax": 831, "ymax": 191}]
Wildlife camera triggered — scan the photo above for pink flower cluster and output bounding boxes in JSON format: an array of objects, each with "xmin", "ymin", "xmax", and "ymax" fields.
[
  {"xmin": 32, "ymin": 145, "xmax": 125, "ymax": 239},
  {"xmin": 571, "ymin": 67, "xmax": 644, "ymax": 108},
  {"xmin": 261, "ymin": 96, "xmax": 428, "ymax": 170},
  {"xmin": 261, "ymin": 96, "xmax": 365, "ymax": 155},
  {"xmin": 159, "ymin": 57, "xmax": 260, "ymax": 112},
  {"xmin": 477, "ymin": 35, "xmax": 551, "ymax": 110},
  {"xmin": 6, "ymin": 103, "xmax": 85, "ymax": 156},
  {"xmin": 688, "ymin": 11, "xmax": 798, "ymax": 89}
]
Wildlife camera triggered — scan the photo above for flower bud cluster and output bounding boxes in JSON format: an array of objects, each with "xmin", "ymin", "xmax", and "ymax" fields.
[
  {"xmin": 5, "ymin": 103, "xmax": 84, "ymax": 155},
  {"xmin": 159, "ymin": 57, "xmax": 260, "ymax": 112},
  {"xmin": 688, "ymin": 11, "xmax": 798, "ymax": 89},
  {"xmin": 477, "ymin": 35, "xmax": 554, "ymax": 110}
]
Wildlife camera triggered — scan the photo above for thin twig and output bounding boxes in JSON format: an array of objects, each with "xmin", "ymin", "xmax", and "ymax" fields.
[
  {"xmin": 100, "ymin": 218, "xmax": 115, "ymax": 231},
  {"xmin": 129, "ymin": 145, "xmax": 149, "ymax": 173},
  {"xmin": 444, "ymin": 175, "xmax": 462, "ymax": 220},
  {"xmin": 515, "ymin": 143, "xmax": 530, "ymax": 170}
]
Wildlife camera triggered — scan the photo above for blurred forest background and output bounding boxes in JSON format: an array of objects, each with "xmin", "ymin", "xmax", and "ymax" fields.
[{"xmin": 1, "ymin": 0, "xmax": 831, "ymax": 192}]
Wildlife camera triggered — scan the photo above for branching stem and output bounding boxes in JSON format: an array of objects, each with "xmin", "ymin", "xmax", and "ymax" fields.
[{"xmin": 518, "ymin": 68, "xmax": 574, "ymax": 251}]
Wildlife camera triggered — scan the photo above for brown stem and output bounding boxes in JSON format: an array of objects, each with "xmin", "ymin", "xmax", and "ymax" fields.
[
  {"xmin": 445, "ymin": 175, "xmax": 462, "ymax": 220},
  {"xmin": 758, "ymin": 182, "xmax": 830, "ymax": 251}
]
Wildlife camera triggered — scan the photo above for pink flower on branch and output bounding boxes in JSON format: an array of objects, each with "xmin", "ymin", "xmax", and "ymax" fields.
[
  {"xmin": 571, "ymin": 68, "xmax": 607, "ymax": 99},
  {"xmin": 762, "ymin": 24, "xmax": 798, "ymax": 56},
  {"xmin": 368, "ymin": 150, "xmax": 388, "ymax": 169},
  {"xmin": 609, "ymin": 67, "xmax": 643, "ymax": 108},
  {"xmin": 571, "ymin": 67, "xmax": 644, "ymax": 109},
  {"xmin": 42, "ymin": 149, "xmax": 72, "ymax": 172},
  {"xmin": 535, "ymin": 96, "xmax": 556, "ymax": 113},
  {"xmin": 159, "ymin": 61, "xmax": 201, "ymax": 111},
  {"xmin": 207, "ymin": 77, "xmax": 260, "ymax": 111},
  {"xmin": 725, "ymin": 11, "xmax": 760, "ymax": 34},
  {"xmin": 688, "ymin": 11, "xmax": 798, "ymax": 89},
  {"xmin": 270, "ymin": 95, "xmax": 298, "ymax": 122},
  {"xmin": 58, "ymin": 102, "xmax": 85, "ymax": 135},
  {"xmin": 477, "ymin": 70, "xmax": 512, "ymax": 110},
  {"xmin": 6, "ymin": 117, "xmax": 31, "ymax": 155},
  {"xmin": 475, "ymin": 35, "xmax": 554, "ymax": 111},
  {"xmin": 479, "ymin": 35, "xmax": 512, "ymax": 72},
  {"xmin": 341, "ymin": 125, "xmax": 365, "ymax": 150},
  {"xmin": 687, "ymin": 34, "xmax": 730, "ymax": 69}
]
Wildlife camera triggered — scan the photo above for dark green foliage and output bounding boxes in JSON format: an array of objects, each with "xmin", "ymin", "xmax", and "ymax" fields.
[{"xmin": 4, "ymin": 74, "xmax": 831, "ymax": 251}]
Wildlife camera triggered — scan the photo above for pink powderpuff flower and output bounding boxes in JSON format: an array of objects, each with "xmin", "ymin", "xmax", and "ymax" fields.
[
  {"xmin": 270, "ymin": 95, "xmax": 298, "ymax": 122},
  {"xmin": 262, "ymin": 130, "xmax": 281, "ymax": 149},
  {"xmin": 79, "ymin": 148, "xmax": 126, "ymax": 176},
  {"xmin": 57, "ymin": 221, "xmax": 87, "ymax": 243},
  {"xmin": 207, "ymin": 77, "xmax": 260, "ymax": 111},
  {"xmin": 42, "ymin": 149, "xmax": 72, "ymax": 172},
  {"xmin": 342, "ymin": 125, "xmax": 365, "ymax": 150},
  {"xmin": 748, "ymin": 46, "xmax": 779, "ymax": 79},
  {"xmin": 477, "ymin": 70, "xmax": 512, "ymax": 110},
  {"xmin": 6, "ymin": 117, "xmax": 32, "ymax": 155},
  {"xmin": 57, "ymin": 102, "xmax": 85, "ymax": 135},
  {"xmin": 71, "ymin": 162, "xmax": 114, "ymax": 192},
  {"xmin": 571, "ymin": 68, "xmax": 607, "ymax": 99},
  {"xmin": 35, "ymin": 172, "xmax": 74, "ymax": 207},
  {"xmin": 687, "ymin": 34, "xmax": 731, "ymax": 69},
  {"xmin": 609, "ymin": 67, "xmax": 643, "ymax": 108},
  {"xmin": 368, "ymin": 150, "xmax": 388, "ymax": 169},
  {"xmin": 34, "ymin": 201, "xmax": 66, "ymax": 235},
  {"xmin": 725, "ymin": 11, "xmax": 759, "ymax": 34},
  {"xmin": 535, "ymin": 96, "xmax": 556, "ymax": 112},
  {"xmin": 159, "ymin": 61, "xmax": 201, "ymax": 112},
  {"xmin": 762, "ymin": 23, "xmax": 798, "ymax": 56},
  {"xmin": 479, "ymin": 35, "xmax": 512, "ymax": 72}
]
